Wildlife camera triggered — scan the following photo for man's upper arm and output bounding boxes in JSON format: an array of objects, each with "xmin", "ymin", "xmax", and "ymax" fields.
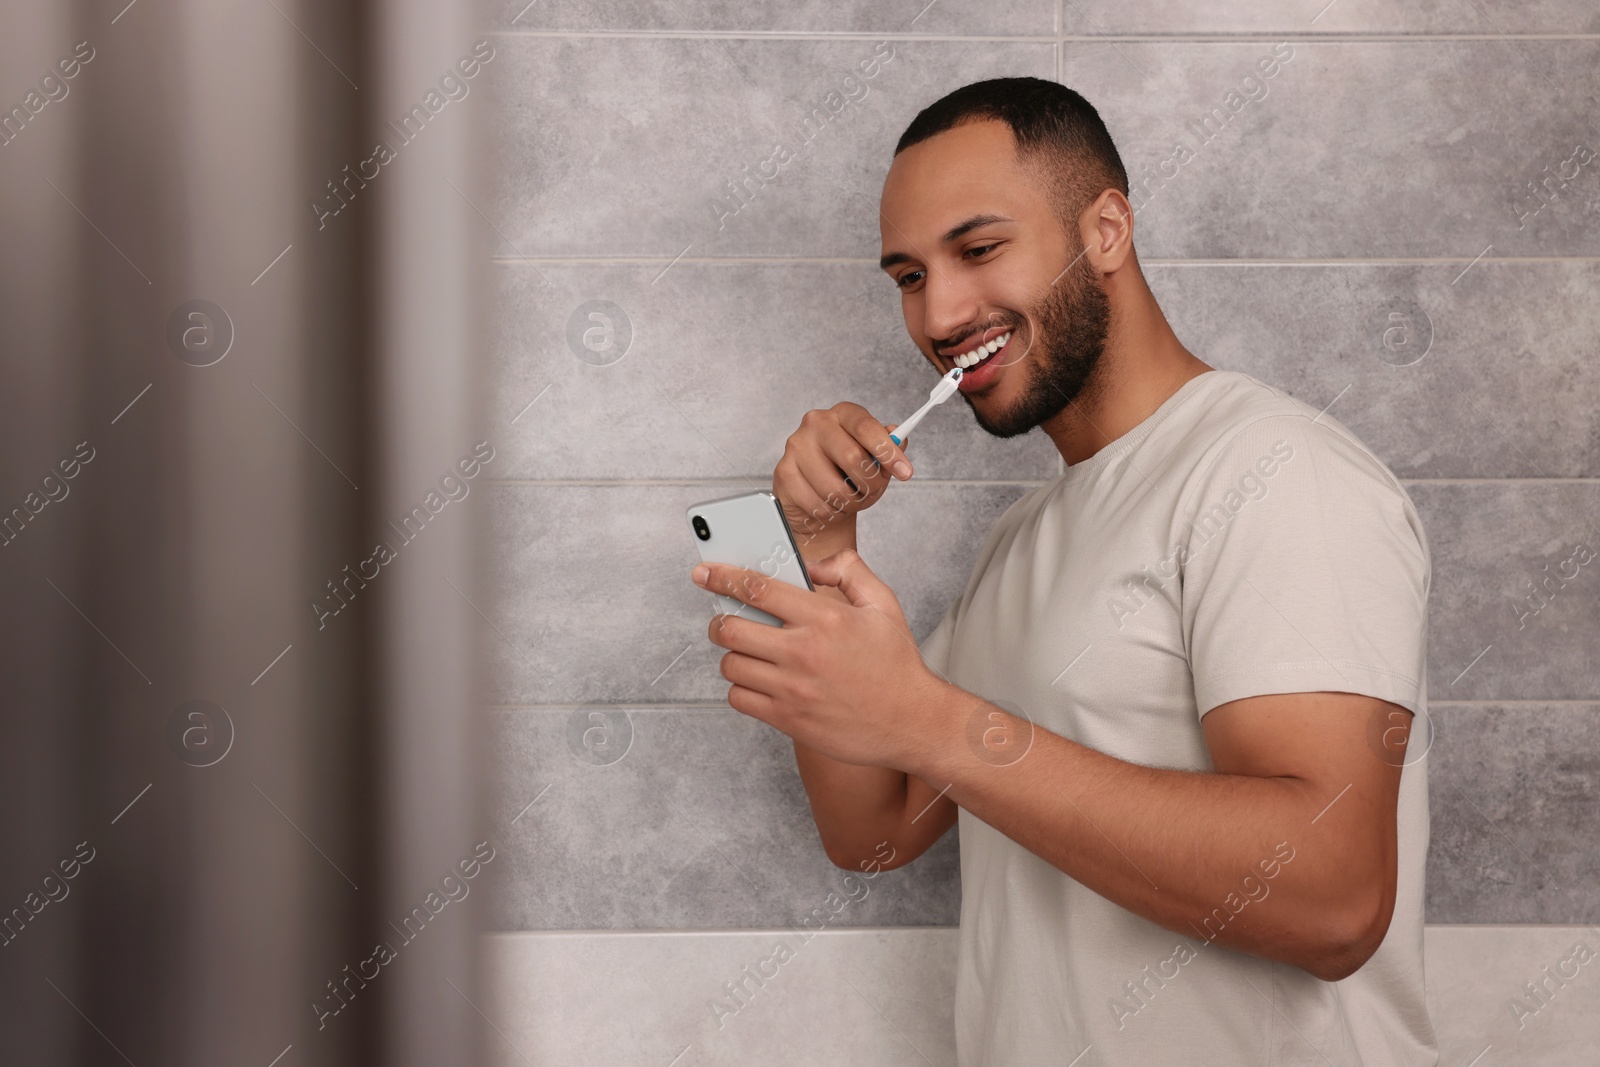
[
  {"xmin": 1201, "ymin": 692, "xmax": 1407, "ymax": 815},
  {"xmin": 1179, "ymin": 412, "xmax": 1428, "ymax": 948},
  {"xmin": 1200, "ymin": 690, "xmax": 1407, "ymax": 958}
]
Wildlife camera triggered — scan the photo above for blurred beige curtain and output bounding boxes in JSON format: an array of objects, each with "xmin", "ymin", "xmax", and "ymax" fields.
[{"xmin": 0, "ymin": 0, "xmax": 488, "ymax": 1064}]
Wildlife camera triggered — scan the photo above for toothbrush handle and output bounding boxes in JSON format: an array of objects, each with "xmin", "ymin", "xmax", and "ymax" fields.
[{"xmin": 883, "ymin": 367, "xmax": 959, "ymax": 452}]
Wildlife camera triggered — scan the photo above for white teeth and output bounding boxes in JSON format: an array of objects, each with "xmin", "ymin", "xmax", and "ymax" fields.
[{"xmin": 955, "ymin": 331, "xmax": 1010, "ymax": 369}]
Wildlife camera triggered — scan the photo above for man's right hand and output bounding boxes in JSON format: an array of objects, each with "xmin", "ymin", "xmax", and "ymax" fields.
[
  {"xmin": 774, "ymin": 402, "xmax": 914, "ymax": 555},
  {"xmin": 772, "ymin": 404, "xmax": 949, "ymax": 874}
]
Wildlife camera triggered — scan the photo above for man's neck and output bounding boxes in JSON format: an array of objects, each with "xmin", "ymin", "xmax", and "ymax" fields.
[{"xmin": 1040, "ymin": 310, "xmax": 1212, "ymax": 468}]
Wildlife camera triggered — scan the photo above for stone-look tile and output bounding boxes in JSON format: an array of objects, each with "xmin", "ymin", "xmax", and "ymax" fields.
[
  {"xmin": 1064, "ymin": 0, "xmax": 1600, "ymax": 34},
  {"xmin": 482, "ymin": 700, "xmax": 1600, "ymax": 932},
  {"xmin": 1424, "ymin": 924, "xmax": 1600, "ymax": 1065},
  {"xmin": 484, "ymin": 928, "xmax": 960, "ymax": 1067},
  {"xmin": 496, "ymin": 260, "xmax": 1600, "ymax": 481},
  {"xmin": 1410, "ymin": 483, "xmax": 1600, "ymax": 701},
  {"xmin": 483, "ymin": 707, "xmax": 959, "ymax": 930},
  {"xmin": 483, "ymin": 481, "xmax": 1600, "ymax": 704},
  {"xmin": 492, "ymin": 263, "xmax": 1060, "ymax": 481},
  {"xmin": 1426, "ymin": 704, "xmax": 1600, "ymax": 924},
  {"xmin": 490, "ymin": 35, "xmax": 1600, "ymax": 259},
  {"xmin": 487, "ymin": 36, "xmax": 1054, "ymax": 257},
  {"xmin": 480, "ymin": 925, "xmax": 1600, "ymax": 1065},
  {"xmin": 1064, "ymin": 40, "xmax": 1600, "ymax": 258},
  {"xmin": 1148, "ymin": 262, "xmax": 1600, "ymax": 479},
  {"xmin": 490, "ymin": 0, "xmax": 1052, "ymax": 35},
  {"xmin": 483, "ymin": 481, "xmax": 1038, "ymax": 703}
]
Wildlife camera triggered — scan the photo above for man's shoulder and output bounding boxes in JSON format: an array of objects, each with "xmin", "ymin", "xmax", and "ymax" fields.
[
  {"xmin": 1179, "ymin": 370, "xmax": 1336, "ymax": 443},
  {"xmin": 1172, "ymin": 370, "xmax": 1404, "ymax": 496},
  {"xmin": 1169, "ymin": 371, "xmax": 1429, "ymax": 574}
]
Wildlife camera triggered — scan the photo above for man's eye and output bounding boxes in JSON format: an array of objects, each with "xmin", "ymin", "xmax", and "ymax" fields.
[
  {"xmin": 965, "ymin": 243, "xmax": 998, "ymax": 259},
  {"xmin": 895, "ymin": 270, "xmax": 925, "ymax": 289}
]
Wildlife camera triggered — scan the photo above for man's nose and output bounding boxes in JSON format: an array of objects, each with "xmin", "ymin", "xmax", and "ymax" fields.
[{"xmin": 920, "ymin": 270, "xmax": 983, "ymax": 353}]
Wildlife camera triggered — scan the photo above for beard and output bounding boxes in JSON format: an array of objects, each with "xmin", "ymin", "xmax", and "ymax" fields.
[{"xmin": 963, "ymin": 243, "xmax": 1111, "ymax": 440}]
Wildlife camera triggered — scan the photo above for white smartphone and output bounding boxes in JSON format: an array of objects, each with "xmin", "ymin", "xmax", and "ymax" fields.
[{"xmin": 687, "ymin": 490, "xmax": 814, "ymax": 627}]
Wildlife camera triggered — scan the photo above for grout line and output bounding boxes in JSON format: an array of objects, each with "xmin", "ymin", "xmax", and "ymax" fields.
[
  {"xmin": 1419, "ymin": 923, "xmax": 1600, "ymax": 929},
  {"xmin": 489, "ymin": 703, "xmax": 735, "ymax": 711},
  {"xmin": 494, "ymin": 256, "xmax": 886, "ymax": 266},
  {"xmin": 489, "ymin": 30, "xmax": 1055, "ymax": 42},
  {"xmin": 480, "ymin": 477, "xmax": 1600, "ymax": 486},
  {"xmin": 1062, "ymin": 32, "xmax": 1600, "ymax": 42},
  {"xmin": 484, "ymin": 926, "xmax": 966, "ymax": 937},
  {"xmin": 480, "ymin": 922, "xmax": 1600, "ymax": 937},
  {"xmin": 480, "ymin": 478, "xmax": 1055, "ymax": 487},
  {"xmin": 1055, "ymin": 0, "xmax": 1063, "ymax": 81},
  {"xmin": 484, "ymin": 29, "xmax": 1600, "ymax": 43},
  {"xmin": 485, "ymin": 700, "xmax": 1600, "ymax": 711},
  {"xmin": 491, "ymin": 255, "xmax": 1600, "ymax": 267},
  {"xmin": 1401, "ymin": 477, "xmax": 1600, "ymax": 484},
  {"xmin": 1430, "ymin": 700, "xmax": 1600, "ymax": 706}
]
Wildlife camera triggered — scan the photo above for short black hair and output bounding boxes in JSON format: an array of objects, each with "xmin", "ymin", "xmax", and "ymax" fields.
[{"xmin": 894, "ymin": 78, "xmax": 1129, "ymax": 225}]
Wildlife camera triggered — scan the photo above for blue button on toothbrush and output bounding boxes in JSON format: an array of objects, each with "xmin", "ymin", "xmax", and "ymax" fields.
[{"xmin": 889, "ymin": 365, "xmax": 963, "ymax": 447}]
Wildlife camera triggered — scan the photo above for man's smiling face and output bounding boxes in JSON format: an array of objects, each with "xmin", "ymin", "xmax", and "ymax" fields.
[{"xmin": 879, "ymin": 118, "xmax": 1112, "ymax": 439}]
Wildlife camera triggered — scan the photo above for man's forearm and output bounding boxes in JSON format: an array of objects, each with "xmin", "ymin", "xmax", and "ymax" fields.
[
  {"xmin": 783, "ymin": 510, "xmax": 912, "ymax": 867},
  {"xmin": 792, "ymin": 741, "xmax": 908, "ymax": 868},
  {"xmin": 910, "ymin": 681, "xmax": 1392, "ymax": 981}
]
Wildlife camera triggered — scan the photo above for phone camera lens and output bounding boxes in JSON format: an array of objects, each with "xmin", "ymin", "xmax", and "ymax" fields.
[{"xmin": 692, "ymin": 515, "xmax": 711, "ymax": 541}]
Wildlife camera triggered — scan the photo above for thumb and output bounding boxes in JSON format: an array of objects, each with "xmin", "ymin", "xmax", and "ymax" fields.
[{"xmin": 807, "ymin": 548, "xmax": 891, "ymax": 609}]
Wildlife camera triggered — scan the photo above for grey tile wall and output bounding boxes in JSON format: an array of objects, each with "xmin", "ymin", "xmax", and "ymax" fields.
[
  {"xmin": 482, "ymin": 706, "xmax": 961, "ymax": 931},
  {"xmin": 490, "ymin": 0, "xmax": 1053, "ymax": 35},
  {"xmin": 483, "ymin": 0, "xmax": 1600, "ymax": 948},
  {"xmin": 486, "ymin": 927, "xmax": 964, "ymax": 1067},
  {"xmin": 484, "ymin": 481, "xmax": 1034, "ymax": 704},
  {"xmin": 1427, "ymin": 704, "xmax": 1600, "ymax": 924},
  {"xmin": 1060, "ymin": 2, "xmax": 1600, "ymax": 35},
  {"xmin": 490, "ymin": 263, "xmax": 1061, "ymax": 481},
  {"xmin": 482, "ymin": 926, "xmax": 1600, "ymax": 1066},
  {"xmin": 1065, "ymin": 39, "xmax": 1600, "ymax": 258},
  {"xmin": 490, "ymin": 36, "xmax": 1055, "ymax": 257},
  {"xmin": 494, "ymin": 261, "xmax": 1600, "ymax": 482}
]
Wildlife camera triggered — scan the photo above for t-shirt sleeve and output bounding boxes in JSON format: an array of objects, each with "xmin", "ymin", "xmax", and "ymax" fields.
[
  {"xmin": 1179, "ymin": 413, "xmax": 1430, "ymax": 719},
  {"xmin": 918, "ymin": 599, "xmax": 959, "ymax": 681}
]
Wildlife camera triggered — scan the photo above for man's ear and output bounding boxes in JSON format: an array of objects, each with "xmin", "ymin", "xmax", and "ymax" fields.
[{"xmin": 1087, "ymin": 189, "xmax": 1134, "ymax": 273}]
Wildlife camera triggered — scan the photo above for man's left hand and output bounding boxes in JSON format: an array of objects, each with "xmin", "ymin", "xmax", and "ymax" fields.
[{"xmin": 692, "ymin": 548, "xmax": 947, "ymax": 770}]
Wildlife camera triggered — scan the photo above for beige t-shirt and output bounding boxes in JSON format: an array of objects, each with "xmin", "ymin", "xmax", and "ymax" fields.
[{"xmin": 919, "ymin": 369, "xmax": 1435, "ymax": 1066}]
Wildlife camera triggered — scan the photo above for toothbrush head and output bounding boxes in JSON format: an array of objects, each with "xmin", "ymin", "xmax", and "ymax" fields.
[{"xmin": 930, "ymin": 365, "xmax": 963, "ymax": 402}]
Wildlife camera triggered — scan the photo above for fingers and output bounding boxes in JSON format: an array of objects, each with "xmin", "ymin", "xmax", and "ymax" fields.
[
  {"xmin": 692, "ymin": 561, "xmax": 820, "ymax": 625},
  {"xmin": 774, "ymin": 406, "xmax": 914, "ymax": 544},
  {"xmin": 818, "ymin": 419, "xmax": 893, "ymax": 495},
  {"xmin": 706, "ymin": 609, "xmax": 786, "ymax": 661},
  {"xmin": 726, "ymin": 681, "xmax": 778, "ymax": 724},
  {"xmin": 804, "ymin": 547, "xmax": 893, "ymax": 610},
  {"xmin": 717, "ymin": 649, "xmax": 787, "ymax": 695},
  {"xmin": 841, "ymin": 409, "xmax": 912, "ymax": 481},
  {"xmin": 773, "ymin": 457, "xmax": 834, "ymax": 543},
  {"xmin": 792, "ymin": 445, "xmax": 869, "ymax": 522}
]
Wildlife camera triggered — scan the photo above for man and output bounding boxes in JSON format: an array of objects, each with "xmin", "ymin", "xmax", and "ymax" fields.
[{"xmin": 690, "ymin": 78, "xmax": 1434, "ymax": 1065}]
